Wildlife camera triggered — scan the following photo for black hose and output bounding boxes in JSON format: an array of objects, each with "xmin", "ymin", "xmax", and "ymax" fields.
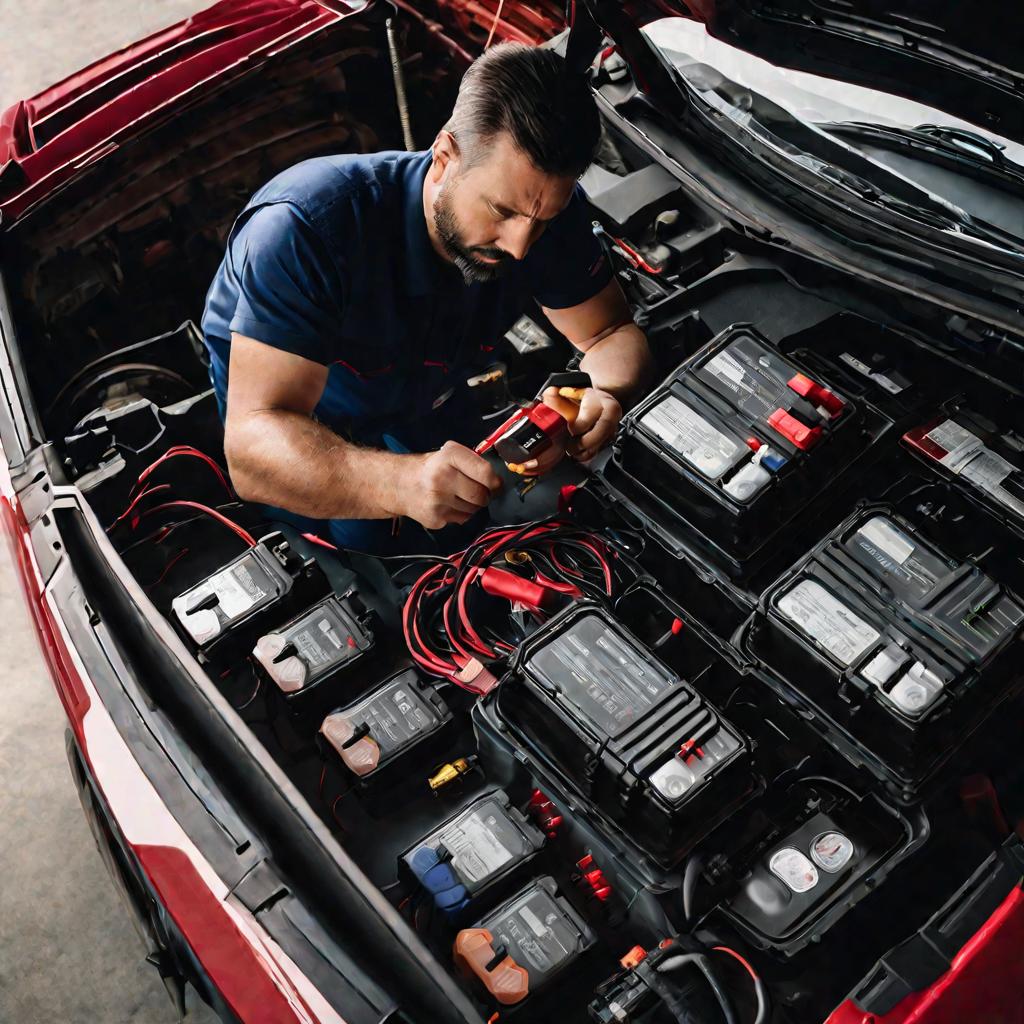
[
  {"xmin": 659, "ymin": 954, "xmax": 740, "ymax": 1024},
  {"xmin": 682, "ymin": 852, "xmax": 705, "ymax": 925}
]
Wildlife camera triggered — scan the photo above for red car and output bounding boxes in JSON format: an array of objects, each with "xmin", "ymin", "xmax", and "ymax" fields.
[{"xmin": 3, "ymin": 2, "xmax": 1024, "ymax": 1022}]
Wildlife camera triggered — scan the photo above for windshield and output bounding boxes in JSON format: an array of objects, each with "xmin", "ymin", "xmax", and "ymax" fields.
[
  {"xmin": 642, "ymin": 18, "xmax": 1024, "ymax": 248},
  {"xmin": 643, "ymin": 18, "xmax": 1024, "ymax": 170}
]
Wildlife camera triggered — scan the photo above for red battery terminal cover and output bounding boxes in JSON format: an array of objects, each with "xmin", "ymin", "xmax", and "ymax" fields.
[
  {"xmin": 527, "ymin": 789, "xmax": 564, "ymax": 838},
  {"xmin": 453, "ymin": 929, "xmax": 530, "ymax": 1006},
  {"xmin": 575, "ymin": 853, "xmax": 613, "ymax": 901},
  {"xmin": 787, "ymin": 373, "xmax": 845, "ymax": 418},
  {"xmin": 767, "ymin": 408, "xmax": 823, "ymax": 451}
]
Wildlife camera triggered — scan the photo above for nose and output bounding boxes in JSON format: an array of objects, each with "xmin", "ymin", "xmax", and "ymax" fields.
[{"xmin": 499, "ymin": 218, "xmax": 544, "ymax": 262}]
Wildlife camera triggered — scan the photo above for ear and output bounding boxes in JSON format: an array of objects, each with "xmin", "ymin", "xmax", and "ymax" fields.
[{"xmin": 430, "ymin": 129, "xmax": 461, "ymax": 184}]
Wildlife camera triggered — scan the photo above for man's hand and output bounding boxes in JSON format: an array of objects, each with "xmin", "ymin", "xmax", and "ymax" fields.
[
  {"xmin": 401, "ymin": 440, "xmax": 503, "ymax": 530},
  {"xmin": 542, "ymin": 386, "xmax": 622, "ymax": 463}
]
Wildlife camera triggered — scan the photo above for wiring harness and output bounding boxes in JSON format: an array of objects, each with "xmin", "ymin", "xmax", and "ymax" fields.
[
  {"xmin": 106, "ymin": 445, "xmax": 257, "ymax": 547},
  {"xmin": 402, "ymin": 519, "xmax": 623, "ymax": 694}
]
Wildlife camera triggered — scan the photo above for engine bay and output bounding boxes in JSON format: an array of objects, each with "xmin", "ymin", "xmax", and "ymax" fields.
[{"xmin": 7, "ymin": 13, "xmax": 1024, "ymax": 1024}]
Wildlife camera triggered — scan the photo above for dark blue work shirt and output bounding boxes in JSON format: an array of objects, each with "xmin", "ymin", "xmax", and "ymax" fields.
[{"xmin": 201, "ymin": 149, "xmax": 611, "ymax": 451}]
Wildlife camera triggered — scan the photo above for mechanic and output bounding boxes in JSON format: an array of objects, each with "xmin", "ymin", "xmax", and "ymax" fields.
[{"xmin": 201, "ymin": 42, "xmax": 652, "ymax": 554}]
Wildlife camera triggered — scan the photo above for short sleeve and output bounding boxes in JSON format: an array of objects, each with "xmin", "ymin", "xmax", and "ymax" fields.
[
  {"xmin": 527, "ymin": 185, "xmax": 614, "ymax": 310},
  {"xmin": 226, "ymin": 203, "xmax": 344, "ymax": 365}
]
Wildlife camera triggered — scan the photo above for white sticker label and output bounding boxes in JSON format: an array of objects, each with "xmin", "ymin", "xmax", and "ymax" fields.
[
  {"xmin": 857, "ymin": 517, "xmax": 914, "ymax": 565},
  {"xmin": 442, "ymin": 811, "xmax": 513, "ymax": 884},
  {"xmin": 640, "ymin": 395, "xmax": 744, "ymax": 480},
  {"xmin": 777, "ymin": 580, "xmax": 880, "ymax": 666},
  {"xmin": 217, "ymin": 564, "xmax": 265, "ymax": 619},
  {"xmin": 925, "ymin": 420, "xmax": 983, "ymax": 471},
  {"xmin": 961, "ymin": 449, "xmax": 1014, "ymax": 491},
  {"xmin": 706, "ymin": 350, "xmax": 749, "ymax": 388}
]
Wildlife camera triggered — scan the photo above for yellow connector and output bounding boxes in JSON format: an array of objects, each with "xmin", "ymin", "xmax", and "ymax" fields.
[{"xmin": 428, "ymin": 757, "xmax": 475, "ymax": 791}]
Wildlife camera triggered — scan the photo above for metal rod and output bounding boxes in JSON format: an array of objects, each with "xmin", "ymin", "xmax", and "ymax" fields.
[{"xmin": 386, "ymin": 17, "xmax": 415, "ymax": 151}]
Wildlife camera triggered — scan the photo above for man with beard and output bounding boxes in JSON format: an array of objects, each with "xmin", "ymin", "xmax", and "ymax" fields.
[{"xmin": 201, "ymin": 42, "xmax": 651, "ymax": 553}]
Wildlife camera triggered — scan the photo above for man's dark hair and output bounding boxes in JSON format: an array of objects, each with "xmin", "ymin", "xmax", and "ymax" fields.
[{"xmin": 445, "ymin": 42, "xmax": 600, "ymax": 179}]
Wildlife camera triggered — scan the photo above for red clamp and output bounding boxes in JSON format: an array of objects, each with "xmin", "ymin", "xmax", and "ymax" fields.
[
  {"xmin": 478, "ymin": 567, "xmax": 554, "ymax": 610},
  {"xmin": 788, "ymin": 373, "xmax": 845, "ymax": 418},
  {"xmin": 527, "ymin": 789, "xmax": 563, "ymax": 838},
  {"xmin": 679, "ymin": 738, "xmax": 705, "ymax": 765},
  {"xmin": 767, "ymin": 408, "xmax": 823, "ymax": 451},
  {"xmin": 477, "ymin": 567, "xmax": 581, "ymax": 609},
  {"xmin": 576, "ymin": 854, "xmax": 613, "ymax": 902}
]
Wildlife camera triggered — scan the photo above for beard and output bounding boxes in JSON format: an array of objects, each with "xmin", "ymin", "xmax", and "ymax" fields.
[{"xmin": 433, "ymin": 180, "xmax": 512, "ymax": 285}]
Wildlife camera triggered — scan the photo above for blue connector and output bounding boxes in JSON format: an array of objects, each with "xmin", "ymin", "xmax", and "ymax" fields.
[{"xmin": 409, "ymin": 846, "xmax": 469, "ymax": 916}]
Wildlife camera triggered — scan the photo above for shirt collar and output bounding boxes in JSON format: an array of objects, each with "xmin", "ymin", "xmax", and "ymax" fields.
[{"xmin": 402, "ymin": 150, "xmax": 446, "ymax": 297}]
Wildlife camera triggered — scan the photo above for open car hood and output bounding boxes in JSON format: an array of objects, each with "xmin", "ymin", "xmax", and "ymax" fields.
[{"xmin": 613, "ymin": 0, "xmax": 1024, "ymax": 145}]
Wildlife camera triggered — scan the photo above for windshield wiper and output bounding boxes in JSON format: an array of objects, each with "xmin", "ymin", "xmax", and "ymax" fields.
[{"xmin": 823, "ymin": 121, "xmax": 1024, "ymax": 197}]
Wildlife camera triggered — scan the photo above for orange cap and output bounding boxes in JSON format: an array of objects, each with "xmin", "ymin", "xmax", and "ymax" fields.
[
  {"xmin": 620, "ymin": 945, "xmax": 648, "ymax": 969},
  {"xmin": 453, "ymin": 929, "xmax": 530, "ymax": 1006}
]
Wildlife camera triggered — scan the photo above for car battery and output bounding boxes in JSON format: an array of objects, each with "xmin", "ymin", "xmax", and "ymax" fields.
[
  {"xmin": 607, "ymin": 325, "xmax": 880, "ymax": 572},
  {"xmin": 170, "ymin": 532, "xmax": 327, "ymax": 663},
  {"xmin": 453, "ymin": 876, "xmax": 595, "ymax": 1010},
  {"xmin": 318, "ymin": 667, "xmax": 453, "ymax": 788},
  {"xmin": 721, "ymin": 801, "xmax": 907, "ymax": 956},
  {"xmin": 746, "ymin": 505, "xmax": 1024, "ymax": 795},
  {"xmin": 252, "ymin": 593, "xmax": 374, "ymax": 708},
  {"xmin": 400, "ymin": 790, "xmax": 546, "ymax": 918},
  {"xmin": 494, "ymin": 602, "xmax": 753, "ymax": 866},
  {"xmin": 904, "ymin": 410, "xmax": 1024, "ymax": 527}
]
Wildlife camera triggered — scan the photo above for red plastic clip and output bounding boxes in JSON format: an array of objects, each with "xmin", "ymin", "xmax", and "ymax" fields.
[
  {"xmin": 788, "ymin": 373, "xmax": 845, "ymax": 417},
  {"xmin": 527, "ymin": 789, "xmax": 563, "ymax": 837},
  {"xmin": 767, "ymin": 408, "xmax": 823, "ymax": 451}
]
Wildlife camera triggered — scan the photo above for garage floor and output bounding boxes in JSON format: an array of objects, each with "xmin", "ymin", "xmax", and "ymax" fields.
[{"xmin": 0, "ymin": 3, "xmax": 221, "ymax": 1022}]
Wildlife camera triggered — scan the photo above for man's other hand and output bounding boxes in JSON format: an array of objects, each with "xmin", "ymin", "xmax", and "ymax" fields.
[
  {"xmin": 403, "ymin": 441, "xmax": 503, "ymax": 530},
  {"xmin": 542, "ymin": 386, "xmax": 622, "ymax": 463}
]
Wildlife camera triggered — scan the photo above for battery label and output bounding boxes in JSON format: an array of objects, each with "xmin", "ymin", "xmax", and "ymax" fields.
[
  {"xmin": 699, "ymin": 337, "xmax": 801, "ymax": 422},
  {"xmin": 962, "ymin": 449, "xmax": 1015, "ymax": 491},
  {"xmin": 174, "ymin": 555, "xmax": 273, "ymax": 630},
  {"xmin": 848, "ymin": 517, "xmax": 944, "ymax": 601},
  {"xmin": 443, "ymin": 810, "xmax": 513, "ymax": 883},
  {"xmin": 291, "ymin": 618, "xmax": 343, "ymax": 667},
  {"xmin": 920, "ymin": 420, "xmax": 1024, "ymax": 519},
  {"xmin": 925, "ymin": 420, "xmax": 984, "ymax": 471},
  {"xmin": 639, "ymin": 395, "xmax": 745, "ymax": 481},
  {"xmin": 209, "ymin": 561, "xmax": 268, "ymax": 618},
  {"xmin": 284, "ymin": 602, "xmax": 361, "ymax": 673},
  {"xmin": 526, "ymin": 614, "xmax": 678, "ymax": 739},
  {"xmin": 777, "ymin": 580, "xmax": 880, "ymax": 666}
]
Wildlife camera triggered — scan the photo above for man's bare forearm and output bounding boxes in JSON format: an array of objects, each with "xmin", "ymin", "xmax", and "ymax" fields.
[
  {"xmin": 578, "ymin": 323, "xmax": 653, "ymax": 406},
  {"xmin": 225, "ymin": 408, "xmax": 406, "ymax": 520}
]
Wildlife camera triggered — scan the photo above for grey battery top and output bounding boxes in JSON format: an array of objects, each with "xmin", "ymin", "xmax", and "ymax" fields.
[
  {"xmin": 477, "ymin": 877, "xmax": 590, "ymax": 988},
  {"xmin": 525, "ymin": 613, "xmax": 678, "ymax": 739},
  {"xmin": 844, "ymin": 515, "xmax": 1024, "ymax": 660},
  {"xmin": 697, "ymin": 335, "xmax": 806, "ymax": 423},
  {"xmin": 403, "ymin": 792, "xmax": 543, "ymax": 893},
  {"xmin": 172, "ymin": 547, "xmax": 285, "ymax": 644},
  {"xmin": 284, "ymin": 597, "xmax": 368, "ymax": 680},
  {"xmin": 845, "ymin": 516, "xmax": 948, "ymax": 603},
  {"xmin": 328, "ymin": 669, "xmax": 443, "ymax": 765}
]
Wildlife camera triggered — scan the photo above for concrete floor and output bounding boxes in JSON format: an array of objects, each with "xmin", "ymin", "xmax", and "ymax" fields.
[{"xmin": 0, "ymin": 4, "xmax": 222, "ymax": 1022}]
